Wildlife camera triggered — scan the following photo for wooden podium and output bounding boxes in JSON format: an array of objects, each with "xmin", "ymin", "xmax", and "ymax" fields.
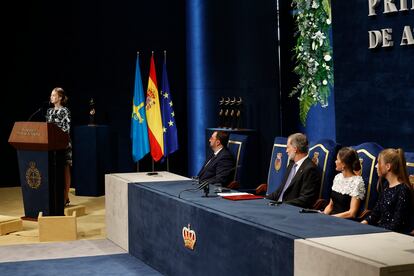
[{"xmin": 8, "ymin": 122, "xmax": 69, "ymax": 219}]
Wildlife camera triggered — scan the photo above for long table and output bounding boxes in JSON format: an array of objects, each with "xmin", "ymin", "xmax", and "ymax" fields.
[
  {"xmin": 105, "ymin": 172, "xmax": 191, "ymax": 251},
  {"xmin": 127, "ymin": 180, "xmax": 388, "ymax": 275}
]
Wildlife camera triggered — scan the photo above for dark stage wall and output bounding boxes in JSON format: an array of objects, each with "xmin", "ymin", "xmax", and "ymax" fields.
[
  {"xmin": 332, "ymin": 0, "xmax": 414, "ymax": 150},
  {"xmin": 5, "ymin": 1, "xmax": 380, "ymax": 188},
  {"xmin": 2, "ymin": 0, "xmax": 187, "ymax": 187},
  {"xmin": 3, "ymin": 0, "xmax": 288, "ymax": 188}
]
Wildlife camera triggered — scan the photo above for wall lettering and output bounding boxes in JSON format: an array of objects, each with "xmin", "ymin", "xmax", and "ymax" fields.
[{"xmin": 367, "ymin": 0, "xmax": 414, "ymax": 49}]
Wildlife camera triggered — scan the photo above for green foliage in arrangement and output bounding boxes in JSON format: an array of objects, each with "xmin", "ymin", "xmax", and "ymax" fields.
[{"xmin": 291, "ymin": 0, "xmax": 334, "ymax": 126}]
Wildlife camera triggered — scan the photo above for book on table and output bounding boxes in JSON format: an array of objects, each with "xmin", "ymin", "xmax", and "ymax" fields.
[{"xmin": 217, "ymin": 192, "xmax": 264, "ymax": 201}]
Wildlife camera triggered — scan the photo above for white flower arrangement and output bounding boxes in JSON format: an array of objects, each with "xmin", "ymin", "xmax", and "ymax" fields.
[{"xmin": 291, "ymin": 0, "xmax": 334, "ymax": 125}]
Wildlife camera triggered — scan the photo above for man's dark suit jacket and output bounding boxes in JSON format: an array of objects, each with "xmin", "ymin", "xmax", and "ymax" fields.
[
  {"xmin": 267, "ymin": 157, "xmax": 321, "ymax": 208},
  {"xmin": 197, "ymin": 147, "xmax": 235, "ymax": 186}
]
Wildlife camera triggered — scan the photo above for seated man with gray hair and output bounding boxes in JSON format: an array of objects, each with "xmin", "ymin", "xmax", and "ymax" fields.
[{"xmin": 267, "ymin": 133, "xmax": 321, "ymax": 208}]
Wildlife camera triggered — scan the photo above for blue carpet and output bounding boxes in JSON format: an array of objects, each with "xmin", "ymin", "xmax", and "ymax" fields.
[{"xmin": 0, "ymin": 254, "xmax": 162, "ymax": 276}]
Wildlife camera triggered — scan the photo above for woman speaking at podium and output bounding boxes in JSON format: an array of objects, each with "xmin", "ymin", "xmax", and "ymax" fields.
[{"xmin": 46, "ymin": 87, "xmax": 72, "ymax": 206}]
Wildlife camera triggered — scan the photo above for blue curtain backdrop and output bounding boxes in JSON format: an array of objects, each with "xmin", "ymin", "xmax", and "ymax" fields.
[
  {"xmin": 301, "ymin": 24, "xmax": 336, "ymax": 142},
  {"xmin": 186, "ymin": 0, "xmax": 281, "ymax": 180},
  {"xmin": 300, "ymin": 88, "xmax": 336, "ymax": 142},
  {"xmin": 186, "ymin": 0, "xmax": 210, "ymax": 177}
]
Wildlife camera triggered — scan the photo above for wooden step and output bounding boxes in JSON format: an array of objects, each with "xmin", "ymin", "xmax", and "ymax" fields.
[
  {"xmin": 0, "ymin": 215, "xmax": 23, "ymax": 235},
  {"xmin": 38, "ymin": 212, "xmax": 77, "ymax": 242},
  {"xmin": 64, "ymin": 205, "xmax": 86, "ymax": 217}
]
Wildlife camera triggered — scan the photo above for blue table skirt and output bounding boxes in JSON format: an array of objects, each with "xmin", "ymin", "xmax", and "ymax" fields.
[{"xmin": 128, "ymin": 181, "xmax": 387, "ymax": 276}]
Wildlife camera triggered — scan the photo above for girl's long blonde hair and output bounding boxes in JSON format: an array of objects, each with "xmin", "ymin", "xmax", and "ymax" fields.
[{"xmin": 378, "ymin": 148, "xmax": 411, "ymax": 189}]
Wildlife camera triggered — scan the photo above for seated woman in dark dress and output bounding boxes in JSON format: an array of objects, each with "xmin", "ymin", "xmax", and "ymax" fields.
[
  {"xmin": 323, "ymin": 147, "xmax": 365, "ymax": 219},
  {"xmin": 361, "ymin": 148, "xmax": 413, "ymax": 233}
]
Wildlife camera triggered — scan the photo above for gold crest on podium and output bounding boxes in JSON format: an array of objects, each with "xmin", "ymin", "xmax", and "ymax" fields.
[
  {"xmin": 182, "ymin": 224, "xmax": 196, "ymax": 250},
  {"xmin": 274, "ymin": 152, "xmax": 283, "ymax": 172},
  {"xmin": 25, "ymin": 161, "xmax": 41, "ymax": 189}
]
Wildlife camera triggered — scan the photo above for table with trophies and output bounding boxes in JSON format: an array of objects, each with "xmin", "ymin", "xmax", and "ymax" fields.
[
  {"xmin": 207, "ymin": 95, "xmax": 256, "ymax": 138},
  {"xmin": 72, "ymin": 98, "xmax": 114, "ymax": 196},
  {"xmin": 205, "ymin": 96, "xmax": 258, "ymax": 189}
]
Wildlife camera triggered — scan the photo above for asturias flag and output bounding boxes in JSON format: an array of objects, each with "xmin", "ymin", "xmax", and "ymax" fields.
[
  {"xmin": 161, "ymin": 53, "xmax": 178, "ymax": 157},
  {"xmin": 145, "ymin": 53, "xmax": 164, "ymax": 161},
  {"xmin": 131, "ymin": 53, "xmax": 150, "ymax": 162}
]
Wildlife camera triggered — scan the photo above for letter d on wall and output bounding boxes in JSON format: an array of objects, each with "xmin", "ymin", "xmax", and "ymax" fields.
[{"xmin": 368, "ymin": 30, "xmax": 382, "ymax": 49}]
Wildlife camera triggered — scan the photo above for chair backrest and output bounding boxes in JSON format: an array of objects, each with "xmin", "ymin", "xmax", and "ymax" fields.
[
  {"xmin": 405, "ymin": 151, "xmax": 414, "ymax": 187},
  {"xmin": 227, "ymin": 134, "xmax": 248, "ymax": 187},
  {"xmin": 353, "ymin": 142, "xmax": 383, "ymax": 213},
  {"xmin": 266, "ymin": 136, "xmax": 289, "ymax": 195},
  {"xmin": 308, "ymin": 139, "xmax": 341, "ymax": 201},
  {"xmin": 404, "ymin": 152, "xmax": 414, "ymax": 233}
]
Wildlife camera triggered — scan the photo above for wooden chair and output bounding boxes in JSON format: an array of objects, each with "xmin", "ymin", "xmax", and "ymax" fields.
[
  {"xmin": 226, "ymin": 134, "xmax": 248, "ymax": 189},
  {"xmin": 309, "ymin": 139, "xmax": 341, "ymax": 210},
  {"xmin": 253, "ymin": 137, "xmax": 289, "ymax": 195}
]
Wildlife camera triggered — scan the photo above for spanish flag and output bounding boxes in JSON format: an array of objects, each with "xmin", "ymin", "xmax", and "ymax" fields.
[{"xmin": 145, "ymin": 53, "xmax": 164, "ymax": 161}]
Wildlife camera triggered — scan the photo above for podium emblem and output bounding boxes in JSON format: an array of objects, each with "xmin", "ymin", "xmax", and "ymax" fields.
[
  {"xmin": 274, "ymin": 152, "xmax": 283, "ymax": 172},
  {"xmin": 25, "ymin": 161, "xmax": 41, "ymax": 189}
]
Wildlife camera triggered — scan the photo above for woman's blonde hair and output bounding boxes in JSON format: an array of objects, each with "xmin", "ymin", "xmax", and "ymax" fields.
[
  {"xmin": 52, "ymin": 87, "xmax": 68, "ymax": 106},
  {"xmin": 378, "ymin": 148, "xmax": 411, "ymax": 189}
]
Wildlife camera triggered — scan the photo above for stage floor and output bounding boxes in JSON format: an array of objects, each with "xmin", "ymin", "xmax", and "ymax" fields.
[{"xmin": 0, "ymin": 187, "xmax": 105, "ymax": 246}]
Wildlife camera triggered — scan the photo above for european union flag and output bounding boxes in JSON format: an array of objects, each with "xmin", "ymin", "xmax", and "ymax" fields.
[
  {"xmin": 131, "ymin": 53, "xmax": 150, "ymax": 162},
  {"xmin": 160, "ymin": 53, "xmax": 178, "ymax": 157}
]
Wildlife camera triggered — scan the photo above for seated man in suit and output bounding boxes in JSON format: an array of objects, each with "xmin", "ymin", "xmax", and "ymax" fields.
[
  {"xmin": 197, "ymin": 131, "xmax": 236, "ymax": 187},
  {"xmin": 267, "ymin": 133, "xmax": 321, "ymax": 208}
]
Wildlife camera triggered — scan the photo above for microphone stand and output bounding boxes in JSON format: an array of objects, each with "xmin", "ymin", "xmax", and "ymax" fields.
[
  {"xmin": 28, "ymin": 101, "xmax": 50, "ymax": 121},
  {"xmin": 198, "ymin": 179, "xmax": 219, "ymax": 198},
  {"xmin": 203, "ymin": 183, "xmax": 210, "ymax": 197},
  {"xmin": 28, "ymin": 107, "xmax": 43, "ymax": 121},
  {"xmin": 178, "ymin": 166, "xmax": 236, "ymax": 198},
  {"xmin": 198, "ymin": 166, "xmax": 237, "ymax": 197},
  {"xmin": 177, "ymin": 179, "xmax": 218, "ymax": 198}
]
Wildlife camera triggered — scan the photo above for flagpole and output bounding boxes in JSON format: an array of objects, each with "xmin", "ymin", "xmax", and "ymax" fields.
[
  {"xmin": 151, "ymin": 50, "xmax": 155, "ymax": 173},
  {"xmin": 276, "ymin": 0, "xmax": 283, "ymax": 135},
  {"xmin": 136, "ymin": 50, "xmax": 140, "ymax": 164},
  {"xmin": 165, "ymin": 50, "xmax": 168, "ymax": 174}
]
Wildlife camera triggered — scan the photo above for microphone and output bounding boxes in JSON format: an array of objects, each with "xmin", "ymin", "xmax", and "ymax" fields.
[
  {"xmin": 197, "ymin": 179, "xmax": 215, "ymax": 198},
  {"xmin": 197, "ymin": 166, "xmax": 236, "ymax": 191},
  {"xmin": 28, "ymin": 100, "xmax": 51, "ymax": 121},
  {"xmin": 177, "ymin": 166, "xmax": 237, "ymax": 198},
  {"xmin": 190, "ymin": 176, "xmax": 199, "ymax": 185}
]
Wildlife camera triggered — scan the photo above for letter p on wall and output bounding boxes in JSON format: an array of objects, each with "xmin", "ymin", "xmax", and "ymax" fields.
[{"xmin": 368, "ymin": 0, "xmax": 380, "ymax": 16}]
